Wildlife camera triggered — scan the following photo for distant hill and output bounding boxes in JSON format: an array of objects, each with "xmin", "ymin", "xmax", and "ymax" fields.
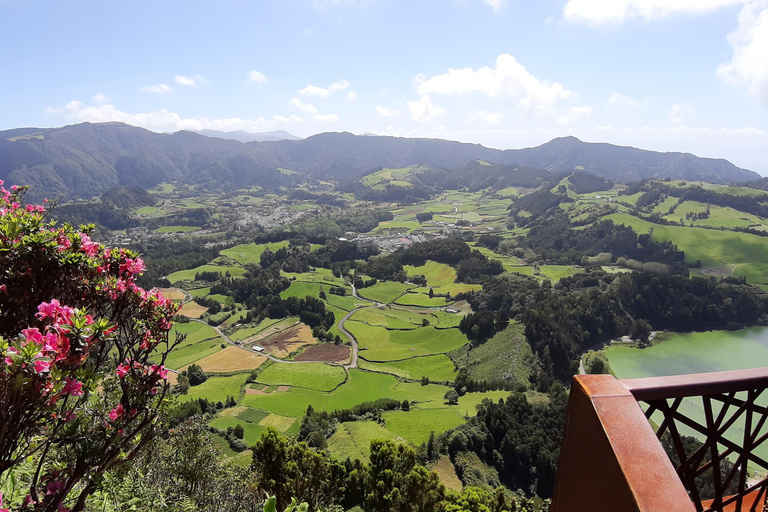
[
  {"xmin": 195, "ymin": 129, "xmax": 301, "ymax": 143},
  {"xmin": 0, "ymin": 123, "xmax": 759, "ymax": 201}
]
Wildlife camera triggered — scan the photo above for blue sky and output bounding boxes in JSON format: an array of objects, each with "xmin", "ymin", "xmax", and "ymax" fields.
[{"xmin": 1, "ymin": 0, "xmax": 767, "ymax": 174}]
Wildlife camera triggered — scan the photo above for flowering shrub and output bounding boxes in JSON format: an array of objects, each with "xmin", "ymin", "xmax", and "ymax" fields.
[{"xmin": 0, "ymin": 182, "xmax": 181, "ymax": 512}]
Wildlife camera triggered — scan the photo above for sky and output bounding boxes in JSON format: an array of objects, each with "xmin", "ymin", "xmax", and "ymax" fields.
[{"xmin": 1, "ymin": 0, "xmax": 767, "ymax": 174}]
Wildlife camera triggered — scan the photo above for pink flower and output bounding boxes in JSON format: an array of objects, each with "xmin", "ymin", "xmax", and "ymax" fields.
[
  {"xmin": 79, "ymin": 234, "xmax": 99, "ymax": 257},
  {"xmin": 4, "ymin": 347, "xmax": 18, "ymax": 366},
  {"xmin": 36, "ymin": 299, "xmax": 74, "ymax": 324},
  {"xmin": 115, "ymin": 363, "xmax": 130, "ymax": 379},
  {"xmin": 34, "ymin": 358, "xmax": 52, "ymax": 373},
  {"xmin": 45, "ymin": 479, "xmax": 64, "ymax": 495},
  {"xmin": 22, "ymin": 328, "xmax": 44, "ymax": 344},
  {"xmin": 61, "ymin": 377, "xmax": 83, "ymax": 397},
  {"xmin": 109, "ymin": 403, "xmax": 124, "ymax": 421},
  {"xmin": 0, "ymin": 491, "xmax": 9, "ymax": 512}
]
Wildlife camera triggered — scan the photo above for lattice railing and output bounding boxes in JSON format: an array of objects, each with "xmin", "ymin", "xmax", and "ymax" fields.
[
  {"xmin": 551, "ymin": 369, "xmax": 768, "ymax": 512},
  {"xmin": 625, "ymin": 369, "xmax": 768, "ymax": 512}
]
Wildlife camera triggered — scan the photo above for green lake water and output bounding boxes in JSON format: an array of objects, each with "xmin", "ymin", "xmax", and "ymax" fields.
[{"xmin": 606, "ymin": 327, "xmax": 768, "ymax": 468}]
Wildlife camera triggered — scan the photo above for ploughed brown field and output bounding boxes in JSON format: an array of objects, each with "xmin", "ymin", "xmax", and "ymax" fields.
[{"xmin": 295, "ymin": 343, "xmax": 351, "ymax": 363}]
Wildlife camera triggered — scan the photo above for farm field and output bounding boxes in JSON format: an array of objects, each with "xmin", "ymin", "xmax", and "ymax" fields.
[
  {"xmin": 219, "ymin": 241, "xmax": 289, "ymax": 265},
  {"xmin": 327, "ymin": 421, "xmax": 401, "ymax": 463},
  {"xmin": 359, "ymin": 354, "xmax": 457, "ymax": 382},
  {"xmin": 255, "ymin": 362, "xmax": 347, "ymax": 391},
  {"xmin": 350, "ymin": 323, "xmax": 469, "ymax": 361},
  {"xmin": 357, "ymin": 281, "xmax": 416, "ymax": 304},
  {"xmin": 606, "ymin": 213, "xmax": 768, "ymax": 288},
  {"xmin": 181, "ymin": 374, "xmax": 248, "ymax": 404},
  {"xmin": 348, "ymin": 306, "xmax": 423, "ymax": 329},
  {"xmin": 403, "ymin": 261, "xmax": 457, "ymax": 287},
  {"xmin": 167, "ymin": 264, "xmax": 247, "ymax": 283},
  {"xmin": 190, "ymin": 346, "xmax": 267, "ymax": 373}
]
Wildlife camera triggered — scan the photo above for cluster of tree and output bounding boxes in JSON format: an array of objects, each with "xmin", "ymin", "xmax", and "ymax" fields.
[
  {"xmin": 298, "ymin": 400, "xmax": 405, "ymax": 449},
  {"xmin": 508, "ymin": 188, "xmax": 569, "ymax": 228},
  {"xmin": 522, "ymin": 211, "xmax": 687, "ymax": 272},
  {"xmin": 415, "ymin": 212, "xmax": 434, "ymax": 223},
  {"xmin": 250, "ymin": 428, "xmax": 546, "ymax": 512},
  {"xmin": 567, "ymin": 172, "xmax": 614, "ymax": 194},
  {"xmin": 439, "ymin": 161, "xmax": 550, "ymax": 192},
  {"xmin": 328, "ymin": 286, "xmax": 347, "ymax": 296},
  {"xmin": 257, "ymin": 210, "xmax": 394, "ymax": 244},
  {"xmin": 129, "ymin": 237, "xmax": 221, "ymax": 288},
  {"xmin": 437, "ymin": 389, "xmax": 568, "ymax": 498},
  {"xmin": 195, "ymin": 269, "xmax": 224, "ymax": 281},
  {"xmin": 183, "ymin": 363, "xmax": 208, "ymax": 386},
  {"xmin": 144, "ymin": 207, "xmax": 210, "ymax": 230},
  {"xmin": 289, "ymin": 189, "xmax": 347, "ymax": 206},
  {"xmin": 629, "ymin": 180, "xmax": 768, "ymax": 218},
  {"xmin": 52, "ymin": 201, "xmax": 137, "ymax": 231},
  {"xmin": 462, "ymin": 269, "xmax": 768, "ymax": 381},
  {"xmin": 352, "ymin": 276, "xmax": 377, "ymax": 289}
]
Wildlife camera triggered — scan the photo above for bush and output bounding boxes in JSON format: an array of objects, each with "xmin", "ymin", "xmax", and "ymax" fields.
[{"xmin": 0, "ymin": 182, "xmax": 180, "ymax": 511}]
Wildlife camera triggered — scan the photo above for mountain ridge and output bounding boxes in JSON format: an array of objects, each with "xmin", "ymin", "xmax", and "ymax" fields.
[{"xmin": 0, "ymin": 122, "xmax": 758, "ymax": 201}]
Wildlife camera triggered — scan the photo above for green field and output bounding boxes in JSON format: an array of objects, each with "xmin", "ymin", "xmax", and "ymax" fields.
[
  {"xmin": 359, "ymin": 354, "xmax": 457, "ymax": 382},
  {"xmin": 255, "ymin": 363, "xmax": 347, "ymax": 391},
  {"xmin": 606, "ymin": 213, "xmax": 768, "ymax": 287},
  {"xmin": 229, "ymin": 317, "xmax": 298, "ymax": 342},
  {"xmin": 403, "ymin": 261, "xmax": 457, "ymax": 287},
  {"xmin": 351, "ymin": 323, "xmax": 469, "ymax": 361},
  {"xmin": 181, "ymin": 374, "xmax": 248, "ymax": 403},
  {"xmin": 209, "ymin": 416, "xmax": 266, "ymax": 446},
  {"xmin": 167, "ymin": 264, "xmax": 247, "ymax": 283},
  {"xmin": 348, "ymin": 307, "xmax": 423, "ymax": 329},
  {"xmin": 357, "ymin": 281, "xmax": 416, "ymax": 304},
  {"xmin": 449, "ymin": 323, "xmax": 532, "ymax": 385},
  {"xmin": 394, "ymin": 292, "xmax": 451, "ymax": 307},
  {"xmin": 164, "ymin": 322, "xmax": 224, "ymax": 369},
  {"xmin": 219, "ymin": 241, "xmax": 290, "ymax": 266},
  {"xmin": 327, "ymin": 421, "xmax": 400, "ymax": 462}
]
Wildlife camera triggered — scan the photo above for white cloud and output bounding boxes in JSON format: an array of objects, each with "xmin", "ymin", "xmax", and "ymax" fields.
[
  {"xmin": 468, "ymin": 110, "xmax": 505, "ymax": 125},
  {"xmin": 329, "ymin": 80, "xmax": 350, "ymax": 92},
  {"xmin": 376, "ymin": 106, "xmax": 402, "ymax": 117},
  {"xmin": 607, "ymin": 92, "xmax": 639, "ymax": 108},
  {"xmin": 92, "ymin": 93, "xmax": 110, "ymax": 104},
  {"xmin": 563, "ymin": 0, "xmax": 745, "ymax": 27},
  {"xmin": 313, "ymin": 113, "xmax": 339, "ymax": 122},
  {"xmin": 669, "ymin": 102, "xmax": 695, "ymax": 124},
  {"xmin": 54, "ymin": 99, "xmax": 303, "ymax": 133},
  {"xmin": 247, "ymin": 70, "xmax": 269, "ymax": 83},
  {"xmin": 299, "ymin": 84, "xmax": 330, "ymax": 98},
  {"xmin": 175, "ymin": 74, "xmax": 208, "ymax": 86},
  {"xmin": 556, "ymin": 105, "xmax": 594, "ymax": 125},
  {"xmin": 417, "ymin": 54, "xmax": 575, "ymax": 112},
  {"xmin": 718, "ymin": 1, "xmax": 768, "ymax": 104},
  {"xmin": 407, "ymin": 95, "xmax": 446, "ymax": 123},
  {"xmin": 139, "ymin": 83, "xmax": 173, "ymax": 94},
  {"xmin": 484, "ymin": 0, "xmax": 504, "ymax": 12},
  {"xmin": 289, "ymin": 97, "xmax": 318, "ymax": 114},
  {"xmin": 347, "ymin": 91, "xmax": 358, "ymax": 101},
  {"xmin": 299, "ymin": 80, "xmax": 350, "ymax": 98}
]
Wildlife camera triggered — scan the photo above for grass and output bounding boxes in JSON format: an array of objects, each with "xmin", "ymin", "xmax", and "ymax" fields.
[
  {"xmin": 357, "ymin": 281, "xmax": 416, "ymax": 304},
  {"xmin": 359, "ymin": 354, "xmax": 456, "ymax": 382},
  {"xmin": 429, "ymin": 311, "xmax": 464, "ymax": 328},
  {"xmin": 352, "ymin": 323, "xmax": 469, "ymax": 361},
  {"xmin": 164, "ymin": 322, "xmax": 224, "ymax": 369},
  {"xmin": 136, "ymin": 206, "xmax": 159, "ymax": 215},
  {"xmin": 209, "ymin": 416, "xmax": 266, "ymax": 446},
  {"xmin": 255, "ymin": 363, "xmax": 347, "ymax": 391},
  {"xmin": 236, "ymin": 407, "xmax": 270, "ymax": 424},
  {"xmin": 229, "ymin": 317, "xmax": 298, "ymax": 342},
  {"xmin": 258, "ymin": 413, "xmax": 297, "ymax": 432},
  {"xmin": 606, "ymin": 213, "xmax": 768, "ymax": 288},
  {"xmin": 403, "ymin": 261, "xmax": 457, "ymax": 287},
  {"xmin": 394, "ymin": 292, "xmax": 451, "ymax": 308},
  {"xmin": 167, "ymin": 264, "xmax": 247, "ymax": 283},
  {"xmin": 448, "ymin": 323, "xmax": 532, "ymax": 385},
  {"xmin": 327, "ymin": 421, "xmax": 400, "ymax": 463},
  {"xmin": 348, "ymin": 307, "xmax": 422, "ymax": 330},
  {"xmin": 382, "ymin": 409, "xmax": 466, "ymax": 445},
  {"xmin": 241, "ymin": 386, "xmax": 327, "ymax": 417},
  {"xmin": 373, "ymin": 221, "xmax": 421, "ymax": 233},
  {"xmin": 219, "ymin": 241, "xmax": 289, "ymax": 266},
  {"xmin": 181, "ymin": 374, "xmax": 247, "ymax": 404}
]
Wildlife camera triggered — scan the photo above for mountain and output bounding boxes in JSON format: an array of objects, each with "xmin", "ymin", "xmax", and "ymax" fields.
[
  {"xmin": 195, "ymin": 129, "xmax": 301, "ymax": 143},
  {"xmin": 0, "ymin": 123, "xmax": 759, "ymax": 201}
]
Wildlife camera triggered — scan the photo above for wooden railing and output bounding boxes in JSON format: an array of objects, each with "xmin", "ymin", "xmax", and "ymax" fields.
[{"xmin": 550, "ymin": 369, "xmax": 768, "ymax": 512}]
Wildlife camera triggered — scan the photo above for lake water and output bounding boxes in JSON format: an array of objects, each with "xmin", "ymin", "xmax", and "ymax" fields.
[{"xmin": 606, "ymin": 327, "xmax": 768, "ymax": 469}]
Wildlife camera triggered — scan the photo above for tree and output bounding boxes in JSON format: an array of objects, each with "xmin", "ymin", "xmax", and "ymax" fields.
[
  {"xmin": 630, "ymin": 319, "xmax": 652, "ymax": 347},
  {"xmin": 234, "ymin": 424, "xmax": 245, "ymax": 440},
  {"xmin": 0, "ymin": 182, "xmax": 180, "ymax": 511},
  {"xmin": 186, "ymin": 363, "xmax": 208, "ymax": 386},
  {"xmin": 401, "ymin": 400, "xmax": 410, "ymax": 411},
  {"xmin": 444, "ymin": 389, "xmax": 459, "ymax": 405}
]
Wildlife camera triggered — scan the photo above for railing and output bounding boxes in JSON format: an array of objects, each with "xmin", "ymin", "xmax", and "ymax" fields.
[{"xmin": 550, "ymin": 368, "xmax": 768, "ymax": 512}]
